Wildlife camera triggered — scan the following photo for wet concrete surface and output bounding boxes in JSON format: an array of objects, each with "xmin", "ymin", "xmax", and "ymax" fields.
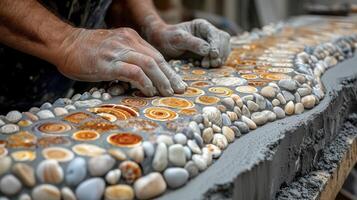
[{"xmin": 158, "ymin": 48, "xmax": 357, "ymax": 200}]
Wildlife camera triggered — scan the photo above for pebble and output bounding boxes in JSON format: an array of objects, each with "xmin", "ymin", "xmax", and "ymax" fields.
[
  {"xmin": 189, "ymin": 121, "xmax": 200, "ymax": 134},
  {"xmin": 19, "ymin": 193, "xmax": 32, "ymax": 200},
  {"xmin": 272, "ymin": 99, "xmax": 280, "ymax": 106},
  {"xmin": 108, "ymin": 85, "xmax": 125, "ymax": 96},
  {"xmin": 284, "ymin": 101, "xmax": 295, "ymax": 115},
  {"xmin": 181, "ymin": 127, "xmax": 194, "ymax": 139},
  {"xmin": 36, "ymin": 110, "xmax": 55, "ymax": 119},
  {"xmin": 40, "ymin": 102, "xmax": 53, "ymax": 110},
  {"xmin": 29, "ymin": 107, "xmax": 40, "ymax": 113},
  {"xmin": 202, "ymin": 148, "xmax": 213, "ymax": 166},
  {"xmin": 152, "ymin": 143, "xmax": 168, "ymax": 172},
  {"xmin": 163, "ymin": 168, "xmax": 189, "ymax": 188},
  {"xmin": 193, "ymin": 133, "xmax": 204, "ymax": 148},
  {"xmin": 134, "ymin": 172, "xmax": 166, "ymax": 200},
  {"xmin": 242, "ymin": 95, "xmax": 254, "ymax": 103},
  {"xmin": 247, "ymin": 100, "xmax": 259, "ymax": 112},
  {"xmin": 168, "ymin": 144, "xmax": 186, "ymax": 167},
  {"xmin": 187, "ymin": 140, "xmax": 202, "ymax": 154},
  {"xmin": 212, "ymin": 134, "xmax": 228, "ymax": 149},
  {"xmin": 64, "ymin": 105, "xmax": 76, "ymax": 111},
  {"xmin": 0, "ymin": 174, "xmax": 22, "ymax": 196},
  {"xmin": 282, "ymin": 90, "xmax": 295, "ymax": 102},
  {"xmin": 293, "ymin": 74, "xmax": 307, "ymax": 84},
  {"xmin": 222, "ymin": 126, "xmax": 235, "ymax": 142},
  {"xmin": 202, "ymin": 128, "xmax": 214, "ymax": 143},
  {"xmin": 12, "ymin": 163, "xmax": 35, "ymax": 187},
  {"xmin": 66, "ymin": 157, "xmax": 87, "ymax": 187},
  {"xmin": 294, "ymin": 92, "xmax": 301, "ymax": 103},
  {"xmin": 233, "ymin": 121, "xmax": 250, "ymax": 134},
  {"xmin": 192, "ymin": 154, "xmax": 207, "ymax": 171},
  {"xmin": 192, "ymin": 114, "xmax": 203, "ymax": 124},
  {"xmin": 277, "ymin": 93, "xmax": 287, "ymax": 105},
  {"xmin": 53, "ymin": 98, "xmax": 72, "ymax": 107},
  {"xmin": 202, "ymin": 106, "xmax": 222, "ymax": 126},
  {"xmin": 102, "ymin": 93, "xmax": 112, "ymax": 101},
  {"xmin": 92, "ymin": 91, "xmax": 102, "ymax": 99},
  {"xmin": 301, "ymin": 95, "xmax": 316, "ymax": 109},
  {"xmin": 173, "ymin": 133, "xmax": 187, "ymax": 145},
  {"xmin": 0, "ymin": 124, "xmax": 19, "ymax": 134},
  {"xmin": 5, "ymin": 110, "xmax": 22, "ymax": 123},
  {"xmin": 262, "ymin": 110, "xmax": 276, "ymax": 122},
  {"xmin": 156, "ymin": 135, "xmax": 174, "ymax": 146},
  {"xmin": 212, "ymin": 124, "xmax": 221, "ymax": 133},
  {"xmin": 183, "ymin": 146, "xmax": 192, "ymax": 160},
  {"xmin": 241, "ymin": 116, "xmax": 257, "ymax": 130},
  {"xmin": 119, "ymin": 161, "xmax": 142, "ymax": 184},
  {"xmin": 0, "ymin": 119, "xmax": 4, "ymax": 127},
  {"xmin": 61, "ymin": 187, "xmax": 76, "ymax": 200},
  {"xmin": 0, "ymin": 156, "xmax": 11, "ymax": 176},
  {"xmin": 80, "ymin": 92, "xmax": 91, "ymax": 100},
  {"xmin": 251, "ymin": 112, "xmax": 267, "ymax": 126},
  {"xmin": 32, "ymin": 184, "xmax": 61, "ymax": 200},
  {"xmin": 105, "ymin": 169, "xmax": 121, "ymax": 185},
  {"xmin": 73, "ymin": 99, "xmax": 102, "ymax": 108},
  {"xmin": 206, "ymin": 144, "xmax": 222, "ymax": 158},
  {"xmin": 295, "ymin": 102, "xmax": 305, "ymax": 114},
  {"xmin": 278, "ymin": 79, "xmax": 297, "ymax": 91},
  {"xmin": 221, "ymin": 97, "xmax": 235, "ymax": 110},
  {"xmin": 221, "ymin": 113, "xmax": 231, "ymax": 126},
  {"xmin": 184, "ymin": 161, "xmax": 199, "ymax": 178},
  {"xmin": 233, "ymin": 106, "xmax": 241, "ymax": 118},
  {"xmin": 226, "ymin": 111, "xmax": 238, "ymax": 121},
  {"xmin": 254, "ymin": 93, "xmax": 266, "ymax": 110},
  {"xmin": 127, "ymin": 146, "xmax": 144, "ymax": 163},
  {"xmin": 216, "ymin": 105, "xmax": 226, "ymax": 113},
  {"xmin": 273, "ymin": 106, "xmax": 286, "ymax": 119},
  {"xmin": 142, "ymin": 142, "xmax": 154, "ymax": 158},
  {"xmin": 105, "ymin": 184, "xmax": 134, "ymax": 200},
  {"xmin": 88, "ymin": 154, "xmax": 115, "ymax": 176},
  {"xmin": 230, "ymin": 126, "xmax": 242, "ymax": 137},
  {"xmin": 242, "ymin": 105, "xmax": 252, "ymax": 117},
  {"xmin": 297, "ymin": 87, "xmax": 312, "ymax": 97},
  {"xmin": 231, "ymin": 94, "xmax": 243, "ymax": 108},
  {"xmin": 71, "ymin": 94, "xmax": 81, "ymax": 101},
  {"xmin": 260, "ymin": 86, "xmax": 276, "ymax": 98},
  {"xmin": 36, "ymin": 160, "xmax": 63, "ymax": 184},
  {"xmin": 76, "ymin": 178, "xmax": 105, "ymax": 200},
  {"xmin": 53, "ymin": 107, "xmax": 68, "ymax": 116}
]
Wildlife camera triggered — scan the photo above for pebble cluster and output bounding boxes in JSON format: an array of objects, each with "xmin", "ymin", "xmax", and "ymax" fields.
[{"xmin": 0, "ymin": 18, "xmax": 357, "ymax": 200}]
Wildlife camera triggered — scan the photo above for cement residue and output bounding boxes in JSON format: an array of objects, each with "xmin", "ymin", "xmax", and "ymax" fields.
[{"xmin": 276, "ymin": 112, "xmax": 357, "ymax": 200}]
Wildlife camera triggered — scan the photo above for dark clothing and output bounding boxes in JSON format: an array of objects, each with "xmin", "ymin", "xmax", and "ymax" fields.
[{"xmin": 0, "ymin": 0, "xmax": 111, "ymax": 113}]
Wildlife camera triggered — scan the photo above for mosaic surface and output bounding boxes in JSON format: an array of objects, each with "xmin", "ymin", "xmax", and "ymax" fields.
[{"xmin": 1, "ymin": 17, "xmax": 357, "ymax": 200}]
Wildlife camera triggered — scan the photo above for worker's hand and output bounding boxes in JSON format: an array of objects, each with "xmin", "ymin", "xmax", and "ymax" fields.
[
  {"xmin": 56, "ymin": 28, "xmax": 187, "ymax": 96},
  {"xmin": 145, "ymin": 19, "xmax": 231, "ymax": 68}
]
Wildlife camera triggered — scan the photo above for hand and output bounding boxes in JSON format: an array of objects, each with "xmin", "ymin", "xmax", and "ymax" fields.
[
  {"xmin": 145, "ymin": 19, "xmax": 231, "ymax": 68},
  {"xmin": 56, "ymin": 28, "xmax": 187, "ymax": 96}
]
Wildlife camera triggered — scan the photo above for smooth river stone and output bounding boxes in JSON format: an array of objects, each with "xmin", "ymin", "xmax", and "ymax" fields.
[
  {"xmin": 73, "ymin": 99, "xmax": 102, "ymax": 108},
  {"xmin": 32, "ymin": 184, "xmax": 61, "ymax": 200},
  {"xmin": 142, "ymin": 141, "xmax": 154, "ymax": 158},
  {"xmin": 241, "ymin": 116, "xmax": 257, "ymax": 130},
  {"xmin": 0, "ymin": 174, "xmax": 22, "ymax": 196},
  {"xmin": 105, "ymin": 169, "xmax": 121, "ymax": 185},
  {"xmin": 250, "ymin": 112, "xmax": 268, "ymax": 126},
  {"xmin": 301, "ymin": 95, "xmax": 316, "ymax": 109},
  {"xmin": 61, "ymin": 187, "xmax": 76, "ymax": 200},
  {"xmin": 278, "ymin": 79, "xmax": 297, "ymax": 91},
  {"xmin": 202, "ymin": 127, "xmax": 214, "ymax": 143},
  {"xmin": 295, "ymin": 103, "xmax": 305, "ymax": 114},
  {"xmin": 231, "ymin": 94, "xmax": 243, "ymax": 108},
  {"xmin": 127, "ymin": 146, "xmax": 144, "ymax": 163},
  {"xmin": 202, "ymin": 106, "xmax": 222, "ymax": 126},
  {"xmin": 168, "ymin": 144, "xmax": 186, "ymax": 167},
  {"xmin": 192, "ymin": 154, "xmax": 207, "ymax": 171},
  {"xmin": 37, "ymin": 160, "xmax": 64, "ymax": 184},
  {"xmin": 105, "ymin": 184, "xmax": 134, "ymax": 200},
  {"xmin": 222, "ymin": 126, "xmax": 235, "ymax": 143},
  {"xmin": 187, "ymin": 140, "xmax": 202, "ymax": 154},
  {"xmin": 12, "ymin": 163, "xmax": 36, "ymax": 187},
  {"xmin": 134, "ymin": 172, "xmax": 167, "ymax": 200},
  {"xmin": 173, "ymin": 133, "xmax": 187, "ymax": 145},
  {"xmin": 152, "ymin": 143, "xmax": 168, "ymax": 172},
  {"xmin": 233, "ymin": 121, "xmax": 249, "ymax": 134},
  {"xmin": 212, "ymin": 134, "xmax": 228, "ymax": 150},
  {"xmin": 183, "ymin": 146, "xmax": 192, "ymax": 160},
  {"xmin": 184, "ymin": 161, "xmax": 199, "ymax": 178},
  {"xmin": 18, "ymin": 193, "xmax": 31, "ymax": 200},
  {"xmin": 284, "ymin": 101, "xmax": 295, "ymax": 115},
  {"xmin": 66, "ymin": 157, "xmax": 87, "ymax": 187},
  {"xmin": 282, "ymin": 90, "xmax": 295, "ymax": 102},
  {"xmin": 92, "ymin": 91, "xmax": 102, "ymax": 99},
  {"xmin": 272, "ymin": 99, "xmax": 280, "ymax": 106},
  {"xmin": 247, "ymin": 100, "xmax": 259, "ymax": 112},
  {"xmin": 5, "ymin": 110, "xmax": 22, "ymax": 123},
  {"xmin": 88, "ymin": 154, "xmax": 115, "ymax": 176},
  {"xmin": 156, "ymin": 135, "xmax": 174, "ymax": 146},
  {"xmin": 53, "ymin": 107, "xmax": 68, "ymax": 116},
  {"xmin": 163, "ymin": 168, "xmax": 189, "ymax": 188},
  {"xmin": 1, "ymin": 124, "xmax": 19, "ymax": 134},
  {"xmin": 212, "ymin": 124, "xmax": 221, "ymax": 133},
  {"xmin": 262, "ymin": 110, "xmax": 277, "ymax": 122},
  {"xmin": 297, "ymin": 87, "xmax": 312, "ymax": 97},
  {"xmin": 276, "ymin": 93, "xmax": 287, "ymax": 105},
  {"xmin": 189, "ymin": 121, "xmax": 201, "ymax": 134},
  {"xmin": 102, "ymin": 93, "xmax": 112, "ymax": 101},
  {"xmin": 260, "ymin": 86, "xmax": 276, "ymax": 98},
  {"xmin": 76, "ymin": 178, "xmax": 105, "ymax": 200},
  {"xmin": 108, "ymin": 149, "xmax": 127, "ymax": 161},
  {"xmin": 273, "ymin": 106, "xmax": 286, "ymax": 119},
  {"xmin": 0, "ymin": 156, "xmax": 12, "ymax": 175},
  {"xmin": 37, "ymin": 110, "xmax": 55, "ymax": 119},
  {"xmin": 221, "ymin": 97, "xmax": 235, "ymax": 110},
  {"xmin": 254, "ymin": 93, "xmax": 266, "ymax": 110}
]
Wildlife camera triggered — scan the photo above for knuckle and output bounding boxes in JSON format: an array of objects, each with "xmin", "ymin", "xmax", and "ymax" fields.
[
  {"xmin": 194, "ymin": 18, "xmax": 208, "ymax": 25},
  {"xmin": 127, "ymin": 66, "xmax": 144, "ymax": 81}
]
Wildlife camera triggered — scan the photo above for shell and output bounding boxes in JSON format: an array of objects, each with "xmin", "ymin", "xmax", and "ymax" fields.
[
  {"xmin": 202, "ymin": 106, "xmax": 222, "ymax": 126},
  {"xmin": 36, "ymin": 159, "xmax": 64, "ymax": 184}
]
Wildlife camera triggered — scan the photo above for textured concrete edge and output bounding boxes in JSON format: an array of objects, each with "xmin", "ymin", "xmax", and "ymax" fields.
[{"xmin": 157, "ymin": 49, "xmax": 357, "ymax": 200}]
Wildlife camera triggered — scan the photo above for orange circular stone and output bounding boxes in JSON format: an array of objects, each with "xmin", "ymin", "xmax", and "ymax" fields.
[
  {"xmin": 248, "ymin": 80, "xmax": 269, "ymax": 87},
  {"xmin": 190, "ymin": 81, "xmax": 213, "ymax": 88},
  {"xmin": 64, "ymin": 112, "xmax": 92, "ymax": 124},
  {"xmin": 260, "ymin": 73, "xmax": 291, "ymax": 81},
  {"xmin": 191, "ymin": 69, "xmax": 206, "ymax": 75},
  {"xmin": 42, "ymin": 147, "xmax": 74, "ymax": 162},
  {"xmin": 72, "ymin": 130, "xmax": 100, "ymax": 141},
  {"xmin": 11, "ymin": 151, "xmax": 36, "ymax": 161},
  {"xmin": 89, "ymin": 104, "xmax": 139, "ymax": 121},
  {"xmin": 182, "ymin": 74, "xmax": 207, "ymax": 81},
  {"xmin": 121, "ymin": 97, "xmax": 148, "ymax": 108},
  {"xmin": 241, "ymin": 74, "xmax": 258, "ymax": 80},
  {"xmin": 38, "ymin": 122, "xmax": 71, "ymax": 134},
  {"xmin": 176, "ymin": 87, "xmax": 205, "ymax": 97},
  {"xmin": 235, "ymin": 85, "xmax": 258, "ymax": 93},
  {"xmin": 144, "ymin": 107, "xmax": 178, "ymax": 121},
  {"xmin": 119, "ymin": 118, "xmax": 159, "ymax": 132},
  {"xmin": 195, "ymin": 95, "xmax": 221, "ymax": 105},
  {"xmin": 107, "ymin": 133, "xmax": 143, "ymax": 148},
  {"xmin": 208, "ymin": 87, "xmax": 234, "ymax": 97},
  {"xmin": 79, "ymin": 120, "xmax": 118, "ymax": 133},
  {"xmin": 179, "ymin": 108, "xmax": 198, "ymax": 116},
  {"xmin": 7, "ymin": 131, "xmax": 37, "ymax": 148},
  {"xmin": 152, "ymin": 97, "xmax": 194, "ymax": 109}
]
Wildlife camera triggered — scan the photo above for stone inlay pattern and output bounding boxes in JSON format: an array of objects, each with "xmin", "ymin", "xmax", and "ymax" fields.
[{"xmin": 0, "ymin": 18, "xmax": 357, "ymax": 200}]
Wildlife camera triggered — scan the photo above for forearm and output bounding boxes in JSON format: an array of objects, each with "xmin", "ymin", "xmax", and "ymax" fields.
[{"xmin": 0, "ymin": 0, "xmax": 75, "ymax": 65}]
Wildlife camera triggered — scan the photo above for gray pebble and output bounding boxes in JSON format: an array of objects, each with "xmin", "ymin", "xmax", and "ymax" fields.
[
  {"xmin": 184, "ymin": 161, "xmax": 199, "ymax": 178},
  {"xmin": 91, "ymin": 91, "xmax": 101, "ymax": 99},
  {"xmin": 6, "ymin": 110, "xmax": 22, "ymax": 123},
  {"xmin": 192, "ymin": 155, "xmax": 207, "ymax": 171},
  {"xmin": 0, "ymin": 174, "xmax": 22, "ymax": 196},
  {"xmin": 181, "ymin": 127, "xmax": 194, "ymax": 139},
  {"xmin": 262, "ymin": 110, "xmax": 276, "ymax": 122},
  {"xmin": 242, "ymin": 105, "xmax": 251, "ymax": 117},
  {"xmin": 183, "ymin": 146, "xmax": 192, "ymax": 160},
  {"xmin": 71, "ymin": 94, "xmax": 81, "ymax": 101},
  {"xmin": 80, "ymin": 92, "xmax": 91, "ymax": 100},
  {"xmin": 254, "ymin": 93, "xmax": 266, "ymax": 110},
  {"xmin": 247, "ymin": 100, "xmax": 259, "ymax": 112},
  {"xmin": 73, "ymin": 99, "xmax": 102, "ymax": 108},
  {"xmin": 278, "ymin": 79, "xmax": 297, "ymax": 91},
  {"xmin": 1, "ymin": 124, "xmax": 20, "ymax": 134},
  {"xmin": 29, "ymin": 107, "xmax": 40, "ymax": 113},
  {"xmin": 233, "ymin": 121, "xmax": 250, "ymax": 134},
  {"xmin": 66, "ymin": 157, "xmax": 87, "ymax": 187},
  {"xmin": 221, "ymin": 97, "xmax": 235, "ymax": 110},
  {"xmin": 88, "ymin": 154, "xmax": 115, "ymax": 176},
  {"xmin": 192, "ymin": 114, "xmax": 203, "ymax": 124},
  {"xmin": 53, "ymin": 107, "xmax": 68, "ymax": 117},
  {"xmin": 152, "ymin": 143, "xmax": 168, "ymax": 172},
  {"xmin": 108, "ymin": 85, "xmax": 125, "ymax": 96},
  {"xmin": 233, "ymin": 106, "xmax": 242, "ymax": 118},
  {"xmin": 260, "ymin": 86, "xmax": 276, "ymax": 98},
  {"xmin": 142, "ymin": 141, "xmax": 155, "ymax": 157},
  {"xmin": 221, "ymin": 113, "xmax": 231, "ymax": 126},
  {"xmin": 294, "ymin": 92, "xmax": 301, "ymax": 103},
  {"xmin": 251, "ymin": 112, "xmax": 267, "ymax": 126},
  {"xmin": 187, "ymin": 140, "xmax": 201, "ymax": 154},
  {"xmin": 230, "ymin": 126, "xmax": 241, "ymax": 137},
  {"xmin": 193, "ymin": 133, "xmax": 204, "ymax": 148},
  {"xmin": 297, "ymin": 87, "xmax": 312, "ymax": 97},
  {"xmin": 40, "ymin": 102, "xmax": 52, "ymax": 110},
  {"xmin": 64, "ymin": 105, "xmax": 76, "ymax": 111},
  {"xmin": 189, "ymin": 121, "xmax": 200, "ymax": 135},
  {"xmin": 168, "ymin": 144, "xmax": 186, "ymax": 167},
  {"xmin": 101, "ymin": 93, "xmax": 112, "ymax": 101},
  {"xmin": 75, "ymin": 178, "xmax": 105, "ymax": 200},
  {"xmin": 36, "ymin": 110, "xmax": 55, "ymax": 119},
  {"xmin": 202, "ymin": 128, "xmax": 214, "ymax": 143},
  {"xmin": 173, "ymin": 133, "xmax": 187, "ymax": 145},
  {"xmin": 276, "ymin": 93, "xmax": 286, "ymax": 104},
  {"xmin": 273, "ymin": 106, "xmax": 286, "ymax": 119},
  {"xmin": 163, "ymin": 168, "xmax": 189, "ymax": 188},
  {"xmin": 0, "ymin": 119, "xmax": 4, "ymax": 127},
  {"xmin": 282, "ymin": 90, "xmax": 295, "ymax": 102}
]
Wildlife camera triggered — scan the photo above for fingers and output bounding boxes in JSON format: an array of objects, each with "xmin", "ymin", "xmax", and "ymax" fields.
[
  {"xmin": 136, "ymin": 42, "xmax": 187, "ymax": 94},
  {"xmin": 119, "ymin": 50, "xmax": 175, "ymax": 96},
  {"xmin": 169, "ymin": 30, "xmax": 210, "ymax": 56},
  {"xmin": 110, "ymin": 61, "xmax": 156, "ymax": 96}
]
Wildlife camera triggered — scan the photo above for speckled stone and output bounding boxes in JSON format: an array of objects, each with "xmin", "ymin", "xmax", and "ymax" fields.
[
  {"xmin": 241, "ymin": 116, "xmax": 257, "ymax": 130},
  {"xmin": 260, "ymin": 86, "xmax": 277, "ymax": 98},
  {"xmin": 134, "ymin": 172, "xmax": 166, "ymax": 200},
  {"xmin": 163, "ymin": 168, "xmax": 189, "ymax": 188},
  {"xmin": 88, "ymin": 154, "xmax": 115, "ymax": 176},
  {"xmin": 152, "ymin": 143, "xmax": 168, "ymax": 172},
  {"xmin": 66, "ymin": 157, "xmax": 87, "ymax": 187},
  {"xmin": 251, "ymin": 112, "xmax": 268, "ymax": 126},
  {"xmin": 76, "ymin": 178, "xmax": 105, "ymax": 200},
  {"xmin": 278, "ymin": 79, "xmax": 297, "ymax": 91},
  {"xmin": 36, "ymin": 110, "xmax": 55, "ymax": 119},
  {"xmin": 32, "ymin": 184, "xmax": 60, "ymax": 200},
  {"xmin": 233, "ymin": 121, "xmax": 250, "ymax": 134},
  {"xmin": 0, "ymin": 174, "xmax": 22, "ymax": 196},
  {"xmin": 301, "ymin": 95, "xmax": 316, "ymax": 109},
  {"xmin": 202, "ymin": 127, "xmax": 214, "ymax": 143},
  {"xmin": 5, "ymin": 110, "xmax": 22, "ymax": 123},
  {"xmin": 184, "ymin": 161, "xmax": 199, "ymax": 178},
  {"xmin": 284, "ymin": 101, "xmax": 295, "ymax": 115},
  {"xmin": 222, "ymin": 126, "xmax": 235, "ymax": 143},
  {"xmin": 212, "ymin": 134, "xmax": 228, "ymax": 150},
  {"xmin": 173, "ymin": 133, "xmax": 187, "ymax": 145},
  {"xmin": 168, "ymin": 144, "xmax": 186, "ymax": 167}
]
